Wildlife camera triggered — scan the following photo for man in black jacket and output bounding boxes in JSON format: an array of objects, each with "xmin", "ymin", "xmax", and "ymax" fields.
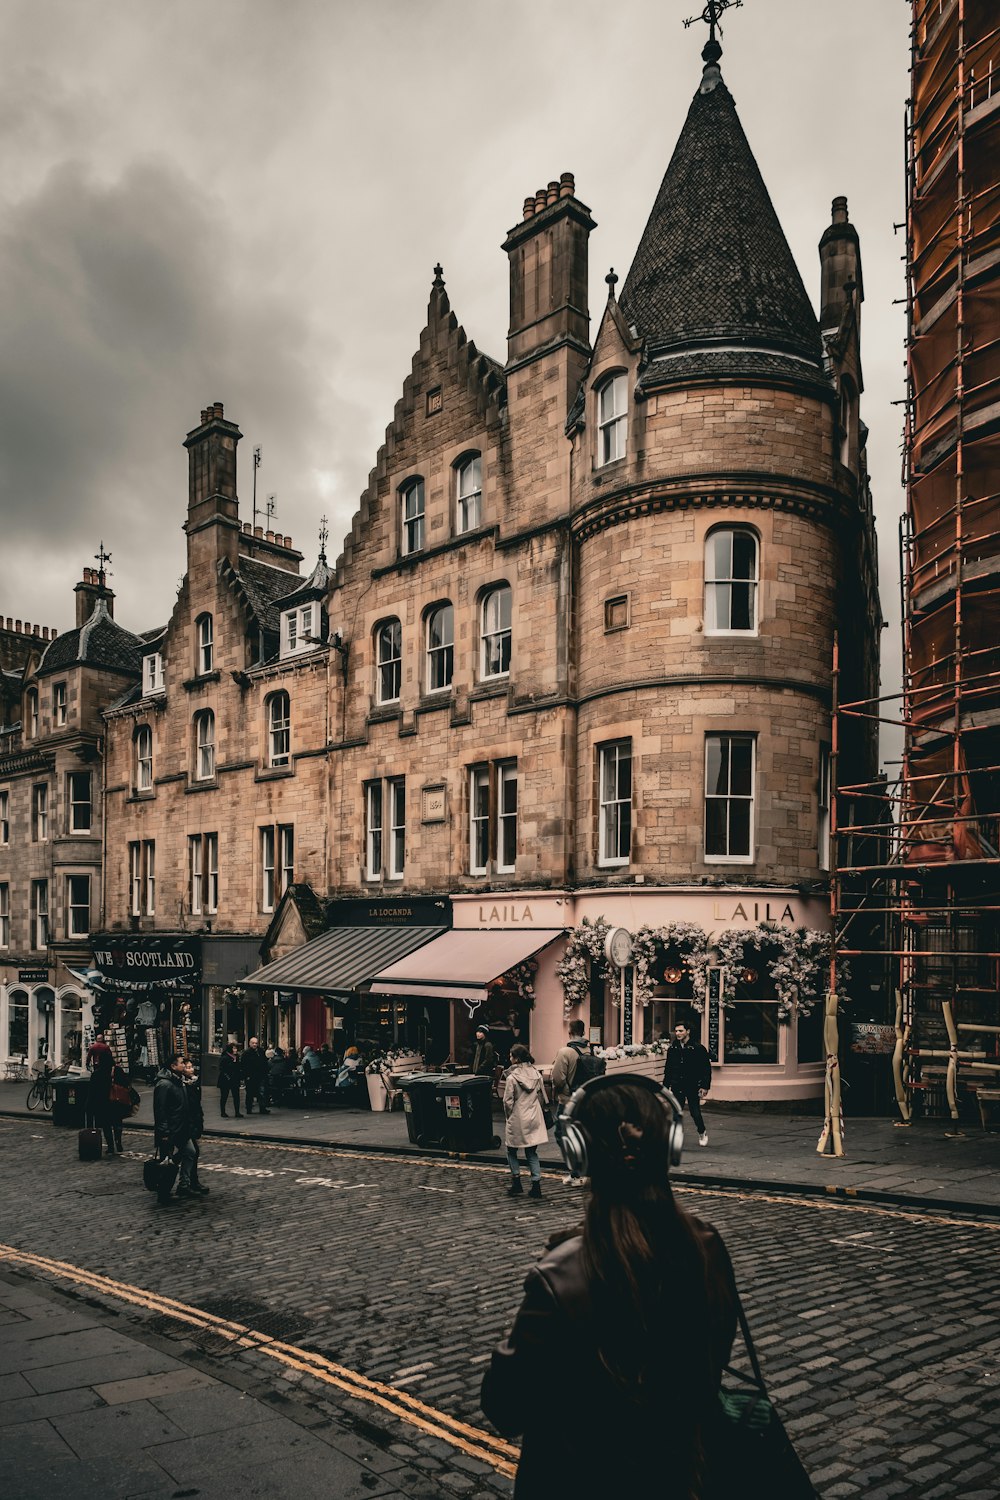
[
  {"xmin": 663, "ymin": 1021, "xmax": 712, "ymax": 1146},
  {"xmin": 152, "ymin": 1053, "xmax": 196, "ymax": 1204},
  {"xmin": 240, "ymin": 1036, "xmax": 270, "ymax": 1114}
]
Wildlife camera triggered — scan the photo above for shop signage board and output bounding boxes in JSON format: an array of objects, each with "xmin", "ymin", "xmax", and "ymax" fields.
[
  {"xmin": 850, "ymin": 1022, "xmax": 897, "ymax": 1055},
  {"xmin": 90, "ymin": 935, "xmax": 201, "ymax": 986},
  {"xmin": 325, "ymin": 897, "xmax": 452, "ymax": 928},
  {"xmin": 18, "ymin": 968, "xmax": 49, "ymax": 984}
]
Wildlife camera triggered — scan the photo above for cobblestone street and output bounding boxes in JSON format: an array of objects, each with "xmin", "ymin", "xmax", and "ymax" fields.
[{"xmin": 2, "ymin": 1116, "xmax": 999, "ymax": 1498}]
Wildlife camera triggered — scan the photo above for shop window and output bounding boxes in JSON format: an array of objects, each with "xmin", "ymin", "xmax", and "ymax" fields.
[
  {"xmin": 58, "ymin": 992, "xmax": 84, "ymax": 1068},
  {"xmin": 469, "ymin": 761, "xmax": 517, "ymax": 874},
  {"xmin": 481, "ymin": 585, "xmax": 512, "ymax": 679},
  {"xmin": 196, "ymin": 614, "xmax": 214, "ymax": 675},
  {"xmin": 25, "ymin": 688, "xmax": 38, "ymax": 739},
  {"xmin": 7, "ymin": 988, "xmax": 28, "ymax": 1057},
  {"xmin": 375, "ymin": 619, "xmax": 402, "ymax": 704},
  {"xmin": 68, "ymin": 771, "xmax": 92, "ymax": 833},
  {"xmin": 598, "ymin": 739, "xmax": 632, "ymax": 867},
  {"xmin": 426, "ymin": 603, "xmax": 454, "ymax": 693},
  {"xmin": 66, "ymin": 875, "xmax": 90, "ymax": 938},
  {"xmin": 190, "ymin": 832, "xmax": 219, "ymax": 915},
  {"xmin": 705, "ymin": 527, "xmax": 758, "ymax": 634},
  {"xmin": 266, "ymin": 691, "xmax": 291, "ymax": 767},
  {"xmin": 31, "ymin": 879, "xmax": 49, "ymax": 949},
  {"xmin": 456, "ymin": 454, "xmax": 482, "ymax": 533},
  {"xmin": 400, "ymin": 478, "xmax": 425, "ymax": 555},
  {"xmin": 0, "ymin": 789, "xmax": 8, "ymax": 844},
  {"xmin": 53, "ymin": 681, "xmax": 67, "ymax": 728},
  {"xmin": 129, "ymin": 840, "xmax": 155, "ymax": 916},
  {"xmin": 135, "ymin": 725, "xmax": 153, "ymax": 793},
  {"xmin": 143, "ymin": 652, "xmax": 165, "ymax": 696},
  {"xmin": 0, "ymin": 881, "xmax": 9, "ymax": 948},
  {"xmin": 597, "ymin": 373, "xmax": 628, "ymax": 466},
  {"xmin": 723, "ymin": 1002, "xmax": 779, "ymax": 1064},
  {"xmin": 704, "ymin": 734, "xmax": 754, "ymax": 862},
  {"xmin": 194, "ymin": 710, "xmax": 215, "ymax": 782},
  {"xmin": 32, "ymin": 784, "xmax": 48, "ymax": 842}
]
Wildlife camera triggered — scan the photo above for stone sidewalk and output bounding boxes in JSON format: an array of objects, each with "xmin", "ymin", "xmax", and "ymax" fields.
[{"xmin": 2, "ymin": 1077, "xmax": 997, "ymax": 1212}]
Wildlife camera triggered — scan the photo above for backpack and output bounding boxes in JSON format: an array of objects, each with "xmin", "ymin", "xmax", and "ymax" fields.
[{"xmin": 570, "ymin": 1042, "xmax": 606, "ymax": 1088}]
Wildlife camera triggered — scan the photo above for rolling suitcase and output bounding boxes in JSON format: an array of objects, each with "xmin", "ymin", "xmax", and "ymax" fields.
[{"xmin": 78, "ymin": 1128, "xmax": 102, "ymax": 1161}]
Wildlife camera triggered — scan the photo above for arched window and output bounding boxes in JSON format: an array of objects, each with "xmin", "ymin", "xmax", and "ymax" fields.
[
  {"xmin": 267, "ymin": 691, "xmax": 291, "ymax": 767},
  {"xmin": 25, "ymin": 688, "xmax": 38, "ymax": 739},
  {"xmin": 704, "ymin": 527, "xmax": 759, "ymax": 634},
  {"xmin": 196, "ymin": 614, "xmax": 214, "ymax": 675},
  {"xmin": 597, "ymin": 373, "xmax": 628, "ymax": 466},
  {"xmin": 135, "ymin": 725, "xmax": 153, "ymax": 792},
  {"xmin": 400, "ymin": 478, "xmax": 425, "ymax": 555},
  {"xmin": 481, "ymin": 585, "xmax": 512, "ymax": 678},
  {"xmin": 455, "ymin": 455, "xmax": 482, "ymax": 533},
  {"xmin": 194, "ymin": 709, "xmax": 215, "ymax": 781},
  {"xmin": 376, "ymin": 619, "xmax": 402, "ymax": 704},
  {"xmin": 426, "ymin": 604, "xmax": 454, "ymax": 693}
]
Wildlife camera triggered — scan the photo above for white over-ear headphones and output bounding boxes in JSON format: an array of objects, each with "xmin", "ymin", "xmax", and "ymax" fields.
[{"xmin": 555, "ymin": 1073, "xmax": 685, "ymax": 1180}]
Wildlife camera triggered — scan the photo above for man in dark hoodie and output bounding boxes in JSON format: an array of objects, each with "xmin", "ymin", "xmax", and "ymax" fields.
[{"xmin": 152, "ymin": 1053, "xmax": 196, "ymax": 1205}]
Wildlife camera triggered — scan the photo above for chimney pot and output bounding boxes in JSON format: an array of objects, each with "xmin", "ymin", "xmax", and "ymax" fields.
[
  {"xmin": 254, "ymin": 525, "xmax": 263, "ymax": 538},
  {"xmin": 559, "ymin": 172, "xmax": 574, "ymax": 198},
  {"xmin": 832, "ymin": 195, "xmax": 849, "ymax": 223},
  {"xmin": 213, "ymin": 401, "xmax": 224, "ymax": 418},
  {"xmin": 546, "ymin": 180, "xmax": 559, "ymax": 205},
  {"xmin": 15, "ymin": 620, "xmax": 21, "ymax": 633},
  {"xmin": 266, "ymin": 529, "xmax": 274, "ymax": 543},
  {"xmin": 535, "ymin": 189, "xmax": 547, "ymax": 213},
  {"xmin": 25, "ymin": 622, "xmax": 32, "ymax": 635},
  {"xmin": 523, "ymin": 196, "xmax": 535, "ymax": 220},
  {"xmin": 243, "ymin": 521, "xmax": 251, "ymax": 533}
]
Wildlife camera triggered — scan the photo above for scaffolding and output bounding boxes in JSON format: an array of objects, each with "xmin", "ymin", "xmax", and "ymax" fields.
[{"xmin": 832, "ymin": 0, "xmax": 1000, "ymax": 1126}]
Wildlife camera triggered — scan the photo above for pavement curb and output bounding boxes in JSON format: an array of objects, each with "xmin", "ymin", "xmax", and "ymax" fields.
[{"xmin": 5, "ymin": 1107, "xmax": 999, "ymax": 1223}]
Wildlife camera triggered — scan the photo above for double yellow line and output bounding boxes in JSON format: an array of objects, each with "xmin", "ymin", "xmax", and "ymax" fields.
[{"xmin": 0, "ymin": 1243, "xmax": 518, "ymax": 1479}]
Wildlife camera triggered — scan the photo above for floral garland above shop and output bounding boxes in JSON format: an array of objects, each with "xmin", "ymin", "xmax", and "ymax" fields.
[
  {"xmin": 506, "ymin": 958, "xmax": 538, "ymax": 1010},
  {"xmin": 713, "ymin": 923, "xmax": 837, "ymax": 1019},
  {"xmin": 631, "ymin": 923, "xmax": 713, "ymax": 1011},
  {"xmin": 555, "ymin": 917, "xmax": 611, "ymax": 1017}
]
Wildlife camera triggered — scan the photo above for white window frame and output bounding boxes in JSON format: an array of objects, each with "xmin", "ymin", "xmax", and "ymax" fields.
[
  {"xmin": 278, "ymin": 824, "xmax": 294, "ymax": 898},
  {"xmin": 365, "ymin": 783, "xmax": 384, "ymax": 881},
  {"xmin": 469, "ymin": 767, "xmax": 490, "ymax": 875},
  {"xmin": 26, "ymin": 689, "xmax": 38, "ymax": 739},
  {"xmin": 261, "ymin": 826, "xmax": 276, "ymax": 912},
  {"xmin": 456, "ymin": 455, "xmax": 482, "ymax": 533},
  {"xmin": 129, "ymin": 842, "xmax": 142, "ymax": 916},
  {"xmin": 0, "ymin": 789, "xmax": 9, "ymax": 845},
  {"xmin": 376, "ymin": 619, "xmax": 402, "ymax": 704},
  {"xmin": 497, "ymin": 761, "xmax": 518, "ymax": 873},
  {"xmin": 704, "ymin": 734, "xmax": 756, "ymax": 864},
  {"xmin": 598, "ymin": 740, "xmax": 632, "ymax": 867},
  {"xmin": 281, "ymin": 602, "xmax": 319, "ymax": 658},
  {"xmin": 194, "ymin": 710, "xmax": 215, "ymax": 782},
  {"xmin": 206, "ymin": 831, "xmax": 219, "ymax": 913},
  {"xmin": 819, "ymin": 744, "xmax": 831, "ymax": 872},
  {"xmin": 597, "ymin": 373, "xmax": 628, "ymax": 466},
  {"xmin": 426, "ymin": 604, "xmax": 454, "ymax": 693},
  {"xmin": 0, "ymin": 882, "xmax": 9, "ymax": 948},
  {"xmin": 144, "ymin": 840, "xmax": 156, "ymax": 914},
  {"xmin": 267, "ymin": 692, "xmax": 291, "ymax": 768},
  {"xmin": 136, "ymin": 725, "xmax": 153, "ymax": 792},
  {"xmin": 32, "ymin": 783, "xmax": 48, "ymax": 842},
  {"xmin": 388, "ymin": 779, "xmax": 405, "ymax": 880},
  {"xmin": 190, "ymin": 834, "xmax": 204, "ymax": 915},
  {"xmin": 68, "ymin": 771, "xmax": 92, "ymax": 833},
  {"xmin": 143, "ymin": 653, "xmax": 165, "ymax": 696},
  {"xmin": 481, "ymin": 586, "xmax": 512, "ymax": 679},
  {"xmin": 197, "ymin": 614, "xmax": 214, "ymax": 675},
  {"xmin": 53, "ymin": 681, "xmax": 67, "ymax": 728},
  {"xmin": 401, "ymin": 479, "xmax": 425, "ymax": 556},
  {"xmin": 31, "ymin": 879, "xmax": 48, "ymax": 949},
  {"xmin": 66, "ymin": 874, "xmax": 90, "ymax": 938},
  {"xmin": 190, "ymin": 832, "xmax": 219, "ymax": 916},
  {"xmin": 704, "ymin": 527, "xmax": 759, "ymax": 636}
]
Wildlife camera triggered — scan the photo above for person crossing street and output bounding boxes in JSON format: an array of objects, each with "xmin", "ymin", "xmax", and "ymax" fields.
[{"xmin": 663, "ymin": 1021, "xmax": 712, "ymax": 1146}]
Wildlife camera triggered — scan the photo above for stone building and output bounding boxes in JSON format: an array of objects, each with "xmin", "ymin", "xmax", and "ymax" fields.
[
  {"xmin": 97, "ymin": 40, "xmax": 880, "ymax": 1102},
  {"xmin": 0, "ymin": 574, "xmax": 143, "ymax": 1071}
]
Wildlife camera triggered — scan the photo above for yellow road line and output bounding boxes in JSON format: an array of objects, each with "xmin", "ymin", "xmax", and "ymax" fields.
[
  {"xmin": 0, "ymin": 1243, "xmax": 518, "ymax": 1478},
  {"xmin": 674, "ymin": 1182, "xmax": 1000, "ymax": 1232}
]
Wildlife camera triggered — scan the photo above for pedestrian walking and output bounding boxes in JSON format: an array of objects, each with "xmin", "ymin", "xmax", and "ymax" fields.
[
  {"xmin": 217, "ymin": 1042, "xmax": 242, "ymax": 1118},
  {"xmin": 471, "ymin": 1025, "xmax": 496, "ymax": 1078},
  {"xmin": 663, "ymin": 1020, "xmax": 712, "ymax": 1146},
  {"xmin": 152, "ymin": 1053, "xmax": 197, "ymax": 1205},
  {"xmin": 85, "ymin": 1031, "xmax": 115, "ymax": 1143},
  {"xmin": 103, "ymin": 1062, "xmax": 134, "ymax": 1156},
  {"xmin": 182, "ymin": 1060, "xmax": 210, "ymax": 1197},
  {"xmin": 503, "ymin": 1044, "xmax": 548, "ymax": 1199},
  {"xmin": 482, "ymin": 1075, "xmax": 738, "ymax": 1498},
  {"xmin": 550, "ymin": 1018, "xmax": 603, "ymax": 1104},
  {"xmin": 240, "ymin": 1036, "xmax": 270, "ymax": 1114}
]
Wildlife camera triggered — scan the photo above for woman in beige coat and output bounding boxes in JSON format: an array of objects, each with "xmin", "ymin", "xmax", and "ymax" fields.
[{"xmin": 503, "ymin": 1044, "xmax": 549, "ymax": 1199}]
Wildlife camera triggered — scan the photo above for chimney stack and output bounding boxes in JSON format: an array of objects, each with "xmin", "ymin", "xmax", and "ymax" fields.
[
  {"xmin": 74, "ymin": 566, "xmax": 114, "ymax": 628},
  {"xmin": 503, "ymin": 171, "xmax": 594, "ymax": 374},
  {"xmin": 183, "ymin": 401, "xmax": 243, "ymax": 567},
  {"xmin": 819, "ymin": 196, "xmax": 863, "ymax": 334}
]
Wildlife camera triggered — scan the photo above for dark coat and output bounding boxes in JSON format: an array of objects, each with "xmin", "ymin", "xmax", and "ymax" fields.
[
  {"xmin": 185, "ymin": 1079, "xmax": 204, "ymax": 1140},
  {"xmin": 663, "ymin": 1039, "xmax": 712, "ymax": 1097},
  {"xmin": 472, "ymin": 1039, "xmax": 497, "ymax": 1077},
  {"xmin": 153, "ymin": 1067, "xmax": 191, "ymax": 1150},
  {"xmin": 481, "ymin": 1218, "xmax": 737, "ymax": 1499},
  {"xmin": 240, "ymin": 1045, "xmax": 268, "ymax": 1083},
  {"xmin": 217, "ymin": 1050, "xmax": 240, "ymax": 1090}
]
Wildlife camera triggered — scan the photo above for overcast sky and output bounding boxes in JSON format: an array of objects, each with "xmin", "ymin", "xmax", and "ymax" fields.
[{"xmin": 1, "ymin": 0, "xmax": 908, "ymax": 751}]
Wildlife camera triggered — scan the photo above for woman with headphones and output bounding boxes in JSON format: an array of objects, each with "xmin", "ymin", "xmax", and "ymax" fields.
[{"xmin": 481, "ymin": 1074, "xmax": 739, "ymax": 1498}]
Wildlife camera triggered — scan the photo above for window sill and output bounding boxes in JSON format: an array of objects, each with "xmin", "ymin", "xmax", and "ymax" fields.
[
  {"xmin": 470, "ymin": 678, "xmax": 508, "ymax": 702},
  {"xmin": 186, "ymin": 779, "xmax": 219, "ymax": 794},
  {"xmin": 182, "ymin": 671, "xmax": 222, "ymax": 691},
  {"xmin": 126, "ymin": 792, "xmax": 155, "ymax": 805},
  {"xmin": 256, "ymin": 766, "xmax": 294, "ymax": 782},
  {"xmin": 597, "ymin": 860, "xmax": 630, "ymax": 870},
  {"xmin": 368, "ymin": 704, "xmax": 401, "ymax": 725}
]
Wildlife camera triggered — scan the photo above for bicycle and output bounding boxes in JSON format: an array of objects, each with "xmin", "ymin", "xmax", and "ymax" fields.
[{"xmin": 26, "ymin": 1062, "xmax": 68, "ymax": 1112}]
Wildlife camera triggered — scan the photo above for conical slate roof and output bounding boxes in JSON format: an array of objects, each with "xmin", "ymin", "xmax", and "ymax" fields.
[{"xmin": 619, "ymin": 61, "xmax": 824, "ymax": 384}]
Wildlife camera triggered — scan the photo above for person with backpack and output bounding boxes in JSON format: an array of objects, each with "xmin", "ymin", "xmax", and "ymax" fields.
[{"xmin": 550, "ymin": 1019, "xmax": 605, "ymax": 1105}]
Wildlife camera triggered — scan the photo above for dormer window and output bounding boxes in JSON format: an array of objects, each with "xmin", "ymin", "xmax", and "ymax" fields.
[
  {"xmin": 456, "ymin": 455, "xmax": 482, "ymax": 534},
  {"xmin": 25, "ymin": 688, "xmax": 38, "ymax": 739},
  {"xmin": 53, "ymin": 682, "xmax": 67, "ymax": 728},
  {"xmin": 597, "ymin": 373, "xmax": 628, "ymax": 466},
  {"xmin": 196, "ymin": 614, "xmax": 214, "ymax": 675},
  {"xmin": 143, "ymin": 653, "xmax": 165, "ymax": 696},
  {"xmin": 401, "ymin": 479, "xmax": 425, "ymax": 556},
  {"xmin": 280, "ymin": 601, "xmax": 320, "ymax": 658}
]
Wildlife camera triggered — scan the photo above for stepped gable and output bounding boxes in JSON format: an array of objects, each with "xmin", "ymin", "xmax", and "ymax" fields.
[
  {"xmin": 332, "ymin": 269, "xmax": 505, "ymax": 588},
  {"xmin": 37, "ymin": 599, "xmax": 143, "ymax": 679},
  {"xmin": 619, "ymin": 58, "xmax": 826, "ymax": 392}
]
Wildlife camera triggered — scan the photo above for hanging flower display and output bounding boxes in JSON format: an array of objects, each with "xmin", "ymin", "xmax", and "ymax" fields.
[
  {"xmin": 631, "ymin": 922, "xmax": 712, "ymax": 1011},
  {"xmin": 555, "ymin": 917, "xmax": 611, "ymax": 1017},
  {"xmin": 713, "ymin": 924, "xmax": 840, "ymax": 1020},
  {"xmin": 504, "ymin": 958, "xmax": 538, "ymax": 1009}
]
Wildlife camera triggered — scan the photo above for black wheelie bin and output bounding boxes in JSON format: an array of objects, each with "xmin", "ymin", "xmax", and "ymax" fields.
[
  {"xmin": 399, "ymin": 1073, "xmax": 452, "ymax": 1147},
  {"xmin": 435, "ymin": 1073, "xmax": 500, "ymax": 1154}
]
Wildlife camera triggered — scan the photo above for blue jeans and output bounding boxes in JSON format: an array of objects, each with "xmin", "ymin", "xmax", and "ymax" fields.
[{"xmin": 507, "ymin": 1146, "xmax": 541, "ymax": 1184}]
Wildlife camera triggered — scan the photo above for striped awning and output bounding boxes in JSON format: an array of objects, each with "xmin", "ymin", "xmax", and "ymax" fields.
[{"xmin": 240, "ymin": 925, "xmax": 447, "ymax": 996}]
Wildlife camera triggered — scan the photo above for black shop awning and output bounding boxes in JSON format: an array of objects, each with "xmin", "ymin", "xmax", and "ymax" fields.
[{"xmin": 240, "ymin": 924, "xmax": 447, "ymax": 997}]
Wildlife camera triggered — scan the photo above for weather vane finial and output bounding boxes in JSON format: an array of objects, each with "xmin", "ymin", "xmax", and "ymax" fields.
[
  {"xmin": 95, "ymin": 540, "xmax": 113, "ymax": 584},
  {"xmin": 319, "ymin": 514, "xmax": 329, "ymax": 563},
  {"xmin": 683, "ymin": 0, "xmax": 742, "ymax": 62}
]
